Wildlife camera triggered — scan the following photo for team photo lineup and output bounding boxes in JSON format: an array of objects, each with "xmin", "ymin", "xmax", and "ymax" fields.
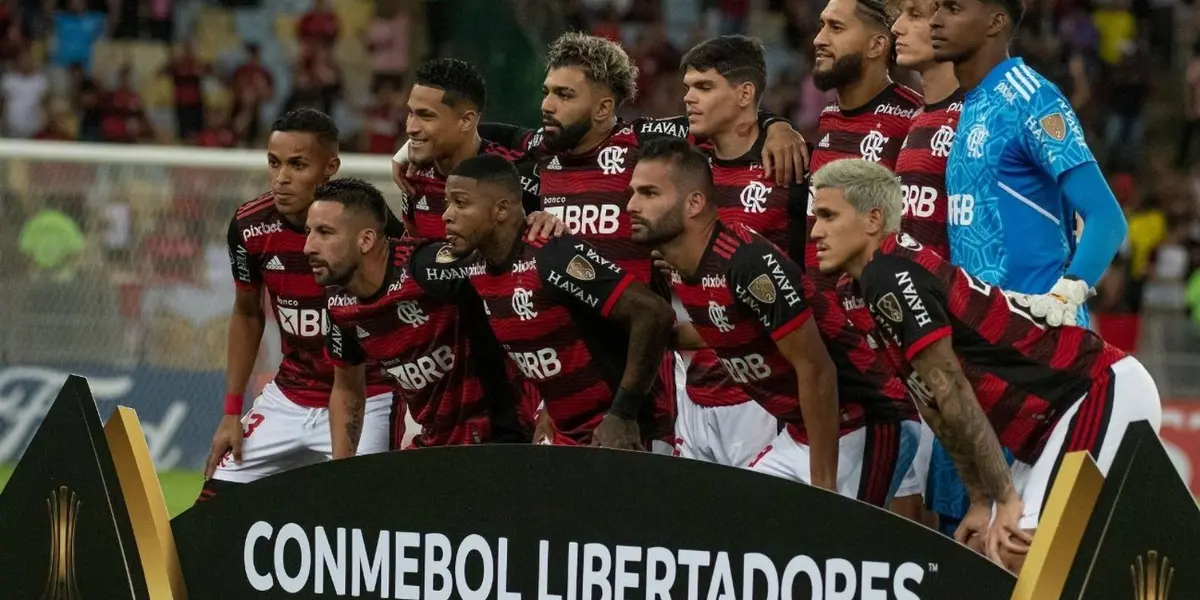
[{"xmin": 201, "ymin": 0, "xmax": 1163, "ymax": 578}]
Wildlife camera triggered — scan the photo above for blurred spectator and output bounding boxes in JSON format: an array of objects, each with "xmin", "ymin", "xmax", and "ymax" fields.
[
  {"xmin": 589, "ymin": 3, "xmax": 623, "ymax": 43},
  {"xmin": 101, "ymin": 64, "xmax": 153, "ymax": 143},
  {"xmin": 287, "ymin": 44, "xmax": 341, "ymax": 116},
  {"xmin": 1126, "ymin": 192, "xmax": 1167, "ymax": 311},
  {"xmin": 161, "ymin": 42, "xmax": 210, "ymax": 142},
  {"xmin": 298, "ymin": 0, "xmax": 339, "ymax": 51},
  {"xmin": 715, "ymin": 0, "xmax": 750, "ymax": 35},
  {"xmin": 196, "ymin": 105, "xmax": 236, "ymax": 148},
  {"xmin": 141, "ymin": 214, "xmax": 200, "ymax": 285},
  {"xmin": 1, "ymin": 47, "xmax": 48, "ymax": 138},
  {"xmin": 69, "ymin": 62, "xmax": 102, "ymax": 141},
  {"xmin": 34, "ymin": 98, "xmax": 73, "ymax": 140},
  {"xmin": 18, "ymin": 200, "xmax": 84, "ymax": 281},
  {"xmin": 230, "ymin": 43, "xmax": 273, "ymax": 145},
  {"xmin": 1104, "ymin": 42, "xmax": 1149, "ymax": 172},
  {"xmin": 360, "ymin": 77, "xmax": 405, "ymax": 154},
  {"xmin": 50, "ymin": 0, "xmax": 106, "ymax": 74},
  {"xmin": 0, "ymin": 1, "xmax": 24, "ymax": 63},
  {"xmin": 364, "ymin": 0, "xmax": 412, "ymax": 91},
  {"xmin": 1092, "ymin": 0, "xmax": 1136, "ymax": 67},
  {"xmin": 1180, "ymin": 40, "xmax": 1200, "ymax": 168},
  {"xmin": 629, "ymin": 22, "xmax": 680, "ymax": 116}
]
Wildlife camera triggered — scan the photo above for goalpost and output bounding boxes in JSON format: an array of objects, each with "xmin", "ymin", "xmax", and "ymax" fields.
[{"xmin": 0, "ymin": 140, "xmax": 408, "ymax": 471}]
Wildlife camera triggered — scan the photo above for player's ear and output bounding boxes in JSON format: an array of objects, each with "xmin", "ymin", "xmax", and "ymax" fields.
[
  {"xmin": 460, "ymin": 107, "xmax": 479, "ymax": 132},
  {"xmin": 868, "ymin": 31, "xmax": 890, "ymax": 60},
  {"xmin": 325, "ymin": 156, "xmax": 341, "ymax": 179},
  {"xmin": 865, "ymin": 207, "xmax": 885, "ymax": 235},
  {"xmin": 738, "ymin": 81, "xmax": 756, "ymax": 109},
  {"xmin": 987, "ymin": 9, "xmax": 1008, "ymax": 37},
  {"xmin": 358, "ymin": 226, "xmax": 378, "ymax": 254},
  {"xmin": 686, "ymin": 191, "xmax": 706, "ymax": 218},
  {"xmin": 594, "ymin": 95, "xmax": 616, "ymax": 122}
]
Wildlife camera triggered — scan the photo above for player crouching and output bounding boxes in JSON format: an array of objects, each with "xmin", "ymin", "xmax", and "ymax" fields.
[{"xmin": 809, "ymin": 158, "xmax": 1162, "ymax": 573}]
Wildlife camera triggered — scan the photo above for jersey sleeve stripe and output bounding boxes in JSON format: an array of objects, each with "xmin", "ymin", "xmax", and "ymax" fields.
[
  {"xmin": 903, "ymin": 325, "xmax": 952, "ymax": 362},
  {"xmin": 769, "ymin": 308, "xmax": 812, "ymax": 342},
  {"xmin": 601, "ymin": 274, "xmax": 635, "ymax": 317},
  {"xmin": 234, "ymin": 280, "xmax": 260, "ymax": 292}
]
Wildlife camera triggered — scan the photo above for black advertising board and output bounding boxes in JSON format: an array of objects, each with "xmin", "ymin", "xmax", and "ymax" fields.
[
  {"xmin": 0, "ymin": 374, "xmax": 149, "ymax": 599},
  {"xmin": 172, "ymin": 445, "xmax": 1015, "ymax": 599},
  {"xmin": 1059, "ymin": 421, "xmax": 1200, "ymax": 599}
]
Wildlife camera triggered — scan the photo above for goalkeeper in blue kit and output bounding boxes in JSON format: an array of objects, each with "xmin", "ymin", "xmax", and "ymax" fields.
[{"xmin": 921, "ymin": 0, "xmax": 1128, "ymax": 539}]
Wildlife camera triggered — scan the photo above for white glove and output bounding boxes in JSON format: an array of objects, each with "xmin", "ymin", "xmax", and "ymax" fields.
[{"xmin": 1012, "ymin": 277, "xmax": 1091, "ymax": 327}]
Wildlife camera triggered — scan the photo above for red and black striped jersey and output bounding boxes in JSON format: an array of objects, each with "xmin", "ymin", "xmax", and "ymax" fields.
[
  {"xmin": 418, "ymin": 233, "xmax": 658, "ymax": 444},
  {"xmin": 851, "ymin": 233, "xmax": 1127, "ymax": 462},
  {"xmin": 401, "ymin": 139, "xmax": 539, "ymax": 239},
  {"xmin": 895, "ymin": 90, "xmax": 963, "ymax": 261},
  {"xmin": 226, "ymin": 192, "xmax": 397, "ymax": 407},
  {"xmin": 674, "ymin": 222, "xmax": 910, "ymax": 441},
  {"xmin": 805, "ymin": 82, "xmax": 923, "ymax": 295},
  {"xmin": 324, "ymin": 238, "xmax": 523, "ymax": 447}
]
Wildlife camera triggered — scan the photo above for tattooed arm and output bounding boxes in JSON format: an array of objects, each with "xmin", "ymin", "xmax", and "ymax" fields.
[
  {"xmin": 911, "ymin": 337, "xmax": 1017, "ymax": 504},
  {"xmin": 609, "ymin": 282, "xmax": 676, "ymax": 396},
  {"xmin": 329, "ymin": 364, "xmax": 367, "ymax": 459}
]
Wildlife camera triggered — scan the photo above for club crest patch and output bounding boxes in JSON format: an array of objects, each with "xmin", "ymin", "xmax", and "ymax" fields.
[
  {"xmin": 876, "ymin": 293, "xmax": 904, "ymax": 323},
  {"xmin": 748, "ymin": 275, "xmax": 777, "ymax": 304},
  {"xmin": 566, "ymin": 255, "xmax": 596, "ymax": 281},
  {"xmin": 435, "ymin": 245, "xmax": 456, "ymax": 263},
  {"xmin": 1040, "ymin": 113, "xmax": 1067, "ymax": 141}
]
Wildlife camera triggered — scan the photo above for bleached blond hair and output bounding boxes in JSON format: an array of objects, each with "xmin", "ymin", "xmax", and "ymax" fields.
[
  {"xmin": 546, "ymin": 32, "xmax": 639, "ymax": 105},
  {"xmin": 811, "ymin": 159, "xmax": 904, "ymax": 233}
]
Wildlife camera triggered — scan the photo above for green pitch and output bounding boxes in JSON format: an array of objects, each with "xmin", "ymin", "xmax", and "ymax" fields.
[{"xmin": 0, "ymin": 464, "xmax": 204, "ymax": 518}]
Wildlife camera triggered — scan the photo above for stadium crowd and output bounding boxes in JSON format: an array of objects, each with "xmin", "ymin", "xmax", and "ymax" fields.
[{"xmin": 0, "ymin": 0, "xmax": 1192, "ymax": 577}]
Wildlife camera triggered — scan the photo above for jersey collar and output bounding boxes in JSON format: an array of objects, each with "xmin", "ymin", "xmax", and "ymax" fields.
[{"xmin": 971, "ymin": 57, "xmax": 1026, "ymax": 101}]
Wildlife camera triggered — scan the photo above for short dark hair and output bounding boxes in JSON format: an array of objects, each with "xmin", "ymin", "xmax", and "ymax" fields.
[
  {"xmin": 680, "ymin": 35, "xmax": 768, "ymax": 103},
  {"xmin": 985, "ymin": 0, "xmax": 1026, "ymax": 30},
  {"xmin": 546, "ymin": 32, "xmax": 639, "ymax": 106},
  {"xmin": 413, "ymin": 58, "xmax": 487, "ymax": 111},
  {"xmin": 449, "ymin": 155, "xmax": 522, "ymax": 202},
  {"xmin": 271, "ymin": 108, "xmax": 339, "ymax": 152},
  {"xmin": 638, "ymin": 136, "xmax": 715, "ymax": 202},
  {"xmin": 313, "ymin": 178, "xmax": 388, "ymax": 227}
]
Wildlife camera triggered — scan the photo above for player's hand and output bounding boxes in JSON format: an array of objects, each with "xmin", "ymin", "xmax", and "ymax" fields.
[
  {"xmin": 526, "ymin": 211, "xmax": 567, "ymax": 241},
  {"xmin": 591, "ymin": 414, "xmax": 645, "ymax": 451},
  {"xmin": 203, "ymin": 415, "xmax": 245, "ymax": 480},
  {"xmin": 651, "ymin": 250, "xmax": 675, "ymax": 279},
  {"xmin": 987, "ymin": 498, "xmax": 1033, "ymax": 569},
  {"xmin": 954, "ymin": 501, "xmax": 992, "ymax": 555},
  {"xmin": 533, "ymin": 407, "xmax": 556, "ymax": 445},
  {"xmin": 761, "ymin": 122, "xmax": 809, "ymax": 185},
  {"xmin": 391, "ymin": 143, "xmax": 414, "ymax": 196},
  {"xmin": 1012, "ymin": 277, "xmax": 1091, "ymax": 327}
]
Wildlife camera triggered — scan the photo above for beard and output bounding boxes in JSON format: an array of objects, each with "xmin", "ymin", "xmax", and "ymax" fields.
[
  {"xmin": 313, "ymin": 260, "xmax": 355, "ymax": 287},
  {"xmin": 813, "ymin": 53, "xmax": 865, "ymax": 92},
  {"xmin": 541, "ymin": 115, "xmax": 594, "ymax": 154},
  {"xmin": 631, "ymin": 201, "xmax": 685, "ymax": 246}
]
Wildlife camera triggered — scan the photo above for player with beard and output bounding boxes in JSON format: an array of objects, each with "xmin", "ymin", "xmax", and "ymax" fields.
[
  {"xmin": 394, "ymin": 32, "xmax": 808, "ymax": 453},
  {"xmin": 628, "ymin": 138, "xmax": 918, "ymax": 505},
  {"xmin": 428, "ymin": 155, "xmax": 677, "ymax": 449},
  {"xmin": 305, "ymin": 178, "xmax": 561, "ymax": 449},
  {"xmin": 199, "ymin": 110, "xmax": 405, "ymax": 503},
  {"xmin": 810, "ymin": 159, "xmax": 1159, "ymax": 573},
  {"xmin": 392, "ymin": 58, "xmax": 539, "ymax": 238}
]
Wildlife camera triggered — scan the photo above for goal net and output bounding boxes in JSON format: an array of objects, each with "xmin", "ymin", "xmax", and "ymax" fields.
[{"xmin": 0, "ymin": 140, "xmax": 401, "ymax": 472}]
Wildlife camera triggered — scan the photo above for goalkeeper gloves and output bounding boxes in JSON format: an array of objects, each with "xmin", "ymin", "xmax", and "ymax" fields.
[{"xmin": 1011, "ymin": 277, "xmax": 1092, "ymax": 327}]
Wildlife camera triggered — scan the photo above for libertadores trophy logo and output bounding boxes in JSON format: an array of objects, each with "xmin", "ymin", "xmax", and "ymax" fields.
[
  {"xmin": 42, "ymin": 486, "xmax": 82, "ymax": 600},
  {"xmin": 1132, "ymin": 550, "xmax": 1173, "ymax": 600}
]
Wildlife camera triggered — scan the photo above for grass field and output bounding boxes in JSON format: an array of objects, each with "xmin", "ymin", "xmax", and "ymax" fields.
[{"xmin": 0, "ymin": 464, "xmax": 205, "ymax": 518}]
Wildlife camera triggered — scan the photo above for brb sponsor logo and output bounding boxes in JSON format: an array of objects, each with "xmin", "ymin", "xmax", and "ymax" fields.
[
  {"xmin": 386, "ymin": 345, "xmax": 454, "ymax": 391},
  {"xmin": 241, "ymin": 522, "xmax": 928, "ymax": 598},
  {"xmin": 509, "ymin": 349, "xmax": 561, "ymax": 380},
  {"xmin": 901, "ymin": 185, "xmax": 938, "ymax": 219},
  {"xmin": 545, "ymin": 204, "xmax": 621, "ymax": 236},
  {"xmin": 276, "ymin": 299, "xmax": 329, "ymax": 337},
  {"xmin": 721, "ymin": 353, "xmax": 771, "ymax": 384}
]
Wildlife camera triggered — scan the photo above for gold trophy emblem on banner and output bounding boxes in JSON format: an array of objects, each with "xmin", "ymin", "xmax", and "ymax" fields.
[
  {"xmin": 1132, "ymin": 551, "xmax": 1174, "ymax": 600},
  {"xmin": 42, "ymin": 486, "xmax": 83, "ymax": 600}
]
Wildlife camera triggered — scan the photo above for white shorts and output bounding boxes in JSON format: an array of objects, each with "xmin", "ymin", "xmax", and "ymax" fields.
[
  {"xmin": 1013, "ymin": 356, "xmax": 1162, "ymax": 529},
  {"xmin": 673, "ymin": 354, "xmax": 778, "ymax": 468},
  {"xmin": 213, "ymin": 382, "xmax": 394, "ymax": 483},
  {"xmin": 748, "ymin": 420, "xmax": 921, "ymax": 507},
  {"xmin": 894, "ymin": 421, "xmax": 937, "ymax": 498}
]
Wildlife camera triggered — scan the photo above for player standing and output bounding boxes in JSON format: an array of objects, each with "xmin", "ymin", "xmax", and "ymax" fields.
[
  {"xmin": 628, "ymin": 138, "xmax": 917, "ymax": 506},
  {"xmin": 930, "ymin": 0, "xmax": 1127, "ymax": 326},
  {"xmin": 199, "ymin": 110, "xmax": 403, "ymax": 502},
  {"xmin": 432, "ymin": 155, "xmax": 677, "ymax": 449},
  {"xmin": 810, "ymin": 159, "xmax": 1161, "ymax": 573},
  {"xmin": 304, "ymin": 178, "xmax": 549, "ymax": 449}
]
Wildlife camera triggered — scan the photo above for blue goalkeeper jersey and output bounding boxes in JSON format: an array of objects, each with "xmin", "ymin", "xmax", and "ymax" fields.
[{"xmin": 946, "ymin": 57, "xmax": 1096, "ymax": 299}]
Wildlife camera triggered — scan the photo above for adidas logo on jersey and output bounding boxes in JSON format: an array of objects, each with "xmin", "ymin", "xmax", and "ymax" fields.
[
  {"xmin": 547, "ymin": 156, "xmax": 562, "ymax": 170},
  {"xmin": 356, "ymin": 325, "xmax": 370, "ymax": 339},
  {"xmin": 818, "ymin": 134, "xmax": 831, "ymax": 148},
  {"xmin": 416, "ymin": 196, "xmax": 429, "ymax": 211},
  {"xmin": 266, "ymin": 256, "xmax": 286, "ymax": 271}
]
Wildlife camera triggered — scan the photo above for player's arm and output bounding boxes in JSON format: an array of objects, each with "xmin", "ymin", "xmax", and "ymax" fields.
[
  {"xmin": 477, "ymin": 122, "xmax": 539, "ymax": 152},
  {"xmin": 635, "ymin": 112, "xmax": 807, "ymax": 184},
  {"xmin": 325, "ymin": 317, "xmax": 369, "ymax": 459},
  {"xmin": 671, "ymin": 322, "xmax": 707, "ymax": 351},
  {"xmin": 859, "ymin": 255, "xmax": 1015, "ymax": 505},
  {"xmin": 730, "ymin": 241, "xmax": 838, "ymax": 489},
  {"xmin": 1016, "ymin": 89, "xmax": 1126, "ymax": 324}
]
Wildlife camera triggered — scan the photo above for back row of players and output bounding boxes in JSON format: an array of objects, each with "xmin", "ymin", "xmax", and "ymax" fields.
[{"xmin": 200, "ymin": 0, "xmax": 1161, "ymax": 575}]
